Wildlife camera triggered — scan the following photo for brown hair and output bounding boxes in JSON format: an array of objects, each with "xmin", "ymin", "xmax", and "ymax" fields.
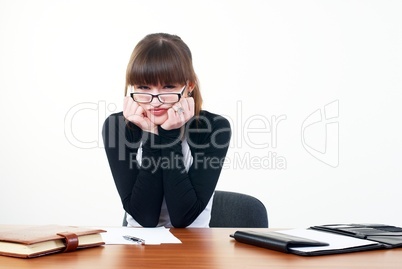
[{"xmin": 125, "ymin": 33, "xmax": 202, "ymax": 117}]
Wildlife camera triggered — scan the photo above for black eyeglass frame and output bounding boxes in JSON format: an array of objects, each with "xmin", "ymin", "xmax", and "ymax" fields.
[{"xmin": 130, "ymin": 85, "xmax": 187, "ymax": 104}]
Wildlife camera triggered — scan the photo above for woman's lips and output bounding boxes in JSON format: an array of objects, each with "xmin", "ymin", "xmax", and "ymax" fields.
[{"xmin": 149, "ymin": 108, "xmax": 167, "ymax": 116}]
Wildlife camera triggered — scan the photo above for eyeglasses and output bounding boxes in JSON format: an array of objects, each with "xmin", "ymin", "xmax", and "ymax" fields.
[{"xmin": 130, "ymin": 85, "xmax": 187, "ymax": 104}]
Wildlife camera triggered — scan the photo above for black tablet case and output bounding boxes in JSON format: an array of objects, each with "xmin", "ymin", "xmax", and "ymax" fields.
[{"xmin": 231, "ymin": 224, "xmax": 402, "ymax": 256}]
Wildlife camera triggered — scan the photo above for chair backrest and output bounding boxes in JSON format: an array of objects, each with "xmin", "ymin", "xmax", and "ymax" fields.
[
  {"xmin": 209, "ymin": 190, "xmax": 268, "ymax": 228},
  {"xmin": 122, "ymin": 190, "xmax": 269, "ymax": 228}
]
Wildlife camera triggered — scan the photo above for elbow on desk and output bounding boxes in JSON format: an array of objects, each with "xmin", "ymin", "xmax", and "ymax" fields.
[
  {"xmin": 171, "ymin": 221, "xmax": 190, "ymax": 228},
  {"xmin": 126, "ymin": 209, "xmax": 160, "ymax": 227},
  {"xmin": 169, "ymin": 203, "xmax": 208, "ymax": 228},
  {"xmin": 131, "ymin": 215, "xmax": 190, "ymax": 228},
  {"xmin": 135, "ymin": 217, "xmax": 160, "ymax": 228},
  {"xmin": 170, "ymin": 214, "xmax": 198, "ymax": 228}
]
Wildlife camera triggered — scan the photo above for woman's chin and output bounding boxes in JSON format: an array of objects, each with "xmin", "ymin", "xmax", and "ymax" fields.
[{"xmin": 148, "ymin": 115, "xmax": 168, "ymax": 126}]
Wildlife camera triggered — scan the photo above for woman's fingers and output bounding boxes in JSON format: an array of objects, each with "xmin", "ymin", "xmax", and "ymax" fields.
[
  {"xmin": 123, "ymin": 97, "xmax": 156, "ymax": 132},
  {"xmin": 162, "ymin": 97, "xmax": 195, "ymax": 130}
]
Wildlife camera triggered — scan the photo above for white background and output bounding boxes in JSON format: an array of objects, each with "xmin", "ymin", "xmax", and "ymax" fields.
[{"xmin": 1, "ymin": 0, "xmax": 401, "ymax": 228}]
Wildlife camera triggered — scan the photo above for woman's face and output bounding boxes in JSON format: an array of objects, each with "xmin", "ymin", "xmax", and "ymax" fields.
[{"xmin": 133, "ymin": 83, "xmax": 187, "ymax": 125}]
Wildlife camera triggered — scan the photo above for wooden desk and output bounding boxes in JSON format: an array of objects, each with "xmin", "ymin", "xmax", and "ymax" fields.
[{"xmin": 0, "ymin": 228, "xmax": 401, "ymax": 269}]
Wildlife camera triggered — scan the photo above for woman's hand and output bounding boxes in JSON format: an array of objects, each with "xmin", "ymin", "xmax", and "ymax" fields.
[
  {"xmin": 123, "ymin": 96, "xmax": 157, "ymax": 134},
  {"xmin": 161, "ymin": 97, "xmax": 195, "ymax": 130}
]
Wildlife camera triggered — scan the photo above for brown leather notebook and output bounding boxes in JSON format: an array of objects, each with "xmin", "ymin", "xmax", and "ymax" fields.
[{"xmin": 0, "ymin": 225, "xmax": 106, "ymax": 258}]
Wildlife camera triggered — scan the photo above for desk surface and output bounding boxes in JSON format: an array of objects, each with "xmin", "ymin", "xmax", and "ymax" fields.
[{"xmin": 1, "ymin": 228, "xmax": 401, "ymax": 269}]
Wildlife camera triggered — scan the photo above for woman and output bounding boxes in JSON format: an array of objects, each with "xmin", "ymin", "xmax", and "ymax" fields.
[{"xmin": 102, "ymin": 33, "xmax": 231, "ymax": 228}]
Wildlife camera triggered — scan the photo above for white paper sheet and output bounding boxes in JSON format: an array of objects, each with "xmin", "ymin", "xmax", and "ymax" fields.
[
  {"xmin": 276, "ymin": 228, "xmax": 379, "ymax": 253},
  {"xmin": 99, "ymin": 227, "xmax": 182, "ymax": 245}
]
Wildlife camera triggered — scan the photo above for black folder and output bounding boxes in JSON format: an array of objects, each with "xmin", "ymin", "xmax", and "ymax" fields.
[
  {"xmin": 231, "ymin": 223, "xmax": 402, "ymax": 256},
  {"xmin": 310, "ymin": 223, "xmax": 402, "ymax": 247},
  {"xmin": 230, "ymin": 230, "xmax": 329, "ymax": 254}
]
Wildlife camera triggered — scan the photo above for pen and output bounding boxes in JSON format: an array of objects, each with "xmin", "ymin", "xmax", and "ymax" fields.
[{"xmin": 123, "ymin": 235, "xmax": 146, "ymax": 245}]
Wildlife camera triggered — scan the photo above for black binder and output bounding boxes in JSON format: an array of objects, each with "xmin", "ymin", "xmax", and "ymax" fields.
[
  {"xmin": 230, "ymin": 223, "xmax": 402, "ymax": 256},
  {"xmin": 230, "ymin": 230, "xmax": 329, "ymax": 254},
  {"xmin": 310, "ymin": 223, "xmax": 402, "ymax": 247}
]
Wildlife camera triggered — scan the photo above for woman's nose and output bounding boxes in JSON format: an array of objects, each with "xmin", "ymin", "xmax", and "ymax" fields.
[{"xmin": 150, "ymin": 95, "xmax": 162, "ymax": 106}]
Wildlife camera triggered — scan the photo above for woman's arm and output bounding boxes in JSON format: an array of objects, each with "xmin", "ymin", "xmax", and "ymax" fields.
[
  {"xmin": 159, "ymin": 111, "xmax": 232, "ymax": 227},
  {"xmin": 102, "ymin": 112, "xmax": 164, "ymax": 227}
]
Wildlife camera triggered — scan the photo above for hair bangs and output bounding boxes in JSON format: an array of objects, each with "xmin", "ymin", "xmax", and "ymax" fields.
[{"xmin": 128, "ymin": 42, "xmax": 188, "ymax": 86}]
